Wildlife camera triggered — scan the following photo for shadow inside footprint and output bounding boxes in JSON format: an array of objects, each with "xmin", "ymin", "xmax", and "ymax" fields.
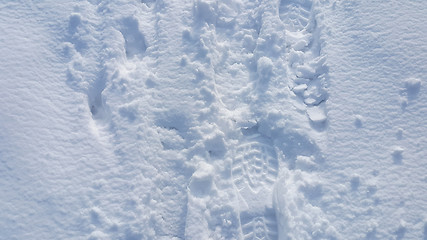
[
  {"xmin": 120, "ymin": 17, "xmax": 147, "ymax": 59},
  {"xmin": 67, "ymin": 13, "xmax": 88, "ymax": 53},
  {"xmin": 272, "ymin": 129, "xmax": 324, "ymax": 169}
]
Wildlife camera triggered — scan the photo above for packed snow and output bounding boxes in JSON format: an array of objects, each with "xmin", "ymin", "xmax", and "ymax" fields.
[{"xmin": 0, "ymin": 0, "xmax": 426, "ymax": 239}]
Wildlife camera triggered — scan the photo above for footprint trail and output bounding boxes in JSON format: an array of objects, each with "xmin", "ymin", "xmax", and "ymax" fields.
[{"xmin": 184, "ymin": 0, "xmax": 329, "ymax": 238}]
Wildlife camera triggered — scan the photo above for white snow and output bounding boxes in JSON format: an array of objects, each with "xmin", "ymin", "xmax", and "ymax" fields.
[
  {"xmin": 1, "ymin": 0, "xmax": 426, "ymax": 239},
  {"xmin": 306, "ymin": 106, "xmax": 327, "ymax": 124}
]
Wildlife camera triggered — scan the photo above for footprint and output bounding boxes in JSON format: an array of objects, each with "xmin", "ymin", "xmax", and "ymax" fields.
[
  {"xmin": 120, "ymin": 17, "xmax": 147, "ymax": 59},
  {"xmin": 232, "ymin": 134, "xmax": 279, "ymax": 239},
  {"xmin": 279, "ymin": 0, "xmax": 313, "ymax": 33},
  {"xmin": 67, "ymin": 13, "xmax": 88, "ymax": 53},
  {"xmin": 232, "ymin": 138, "xmax": 279, "ymax": 194},
  {"xmin": 241, "ymin": 210, "xmax": 278, "ymax": 240},
  {"xmin": 280, "ymin": 0, "xmax": 329, "ymax": 129}
]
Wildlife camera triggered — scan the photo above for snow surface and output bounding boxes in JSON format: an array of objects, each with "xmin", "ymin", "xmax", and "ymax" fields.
[{"xmin": 0, "ymin": 0, "xmax": 426, "ymax": 239}]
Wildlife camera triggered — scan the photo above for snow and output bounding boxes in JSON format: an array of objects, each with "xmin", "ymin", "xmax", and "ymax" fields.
[{"xmin": 1, "ymin": 0, "xmax": 426, "ymax": 239}]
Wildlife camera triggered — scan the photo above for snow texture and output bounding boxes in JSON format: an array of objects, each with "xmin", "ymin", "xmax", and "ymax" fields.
[{"xmin": 0, "ymin": 0, "xmax": 426, "ymax": 239}]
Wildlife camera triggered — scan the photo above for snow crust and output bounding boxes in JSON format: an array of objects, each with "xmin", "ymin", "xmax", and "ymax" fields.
[{"xmin": 0, "ymin": 0, "xmax": 426, "ymax": 239}]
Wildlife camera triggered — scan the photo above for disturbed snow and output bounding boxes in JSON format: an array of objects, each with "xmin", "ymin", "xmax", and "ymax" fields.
[{"xmin": 0, "ymin": 0, "xmax": 426, "ymax": 239}]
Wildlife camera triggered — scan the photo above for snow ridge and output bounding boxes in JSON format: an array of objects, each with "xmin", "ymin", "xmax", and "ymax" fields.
[{"xmin": 184, "ymin": 0, "xmax": 331, "ymax": 239}]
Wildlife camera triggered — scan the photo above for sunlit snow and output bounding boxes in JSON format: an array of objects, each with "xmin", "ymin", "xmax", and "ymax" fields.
[{"xmin": 1, "ymin": 1, "xmax": 426, "ymax": 239}]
